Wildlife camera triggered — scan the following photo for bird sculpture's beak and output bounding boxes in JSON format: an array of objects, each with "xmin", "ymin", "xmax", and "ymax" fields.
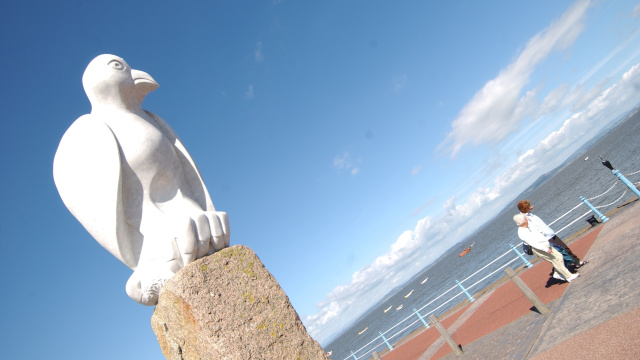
[{"xmin": 131, "ymin": 69, "xmax": 159, "ymax": 94}]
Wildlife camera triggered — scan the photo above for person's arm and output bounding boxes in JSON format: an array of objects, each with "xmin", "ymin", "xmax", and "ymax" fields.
[
  {"xmin": 518, "ymin": 228, "xmax": 551, "ymax": 252},
  {"xmin": 528, "ymin": 214, "xmax": 555, "ymax": 237}
]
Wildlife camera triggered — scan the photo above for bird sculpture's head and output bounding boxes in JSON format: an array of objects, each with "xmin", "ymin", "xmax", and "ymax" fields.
[{"xmin": 82, "ymin": 54, "xmax": 159, "ymax": 112}]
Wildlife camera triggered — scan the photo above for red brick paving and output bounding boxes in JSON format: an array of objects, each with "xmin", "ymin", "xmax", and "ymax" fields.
[
  {"xmin": 382, "ymin": 306, "xmax": 469, "ymax": 360},
  {"xmin": 382, "ymin": 226, "xmax": 602, "ymax": 360},
  {"xmin": 432, "ymin": 227, "xmax": 601, "ymax": 359}
]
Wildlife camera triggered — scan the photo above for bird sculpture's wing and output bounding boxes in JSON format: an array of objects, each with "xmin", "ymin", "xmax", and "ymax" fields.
[
  {"xmin": 145, "ymin": 110, "xmax": 215, "ymax": 212},
  {"xmin": 53, "ymin": 115, "xmax": 142, "ymax": 269}
]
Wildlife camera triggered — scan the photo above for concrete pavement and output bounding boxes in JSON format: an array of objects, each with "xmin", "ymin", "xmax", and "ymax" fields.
[
  {"xmin": 438, "ymin": 198, "xmax": 640, "ymax": 359},
  {"xmin": 380, "ymin": 198, "xmax": 640, "ymax": 360}
]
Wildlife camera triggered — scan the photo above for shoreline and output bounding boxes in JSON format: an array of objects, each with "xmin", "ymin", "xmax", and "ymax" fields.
[{"xmin": 373, "ymin": 197, "xmax": 637, "ymax": 358}]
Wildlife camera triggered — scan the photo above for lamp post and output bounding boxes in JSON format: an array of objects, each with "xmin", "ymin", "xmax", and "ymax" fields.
[
  {"xmin": 599, "ymin": 156, "xmax": 640, "ymax": 198},
  {"xmin": 580, "ymin": 196, "xmax": 609, "ymax": 222}
]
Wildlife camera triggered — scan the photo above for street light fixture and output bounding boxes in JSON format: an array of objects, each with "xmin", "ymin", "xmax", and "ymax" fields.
[
  {"xmin": 599, "ymin": 156, "xmax": 614, "ymax": 171},
  {"xmin": 598, "ymin": 156, "xmax": 640, "ymax": 198}
]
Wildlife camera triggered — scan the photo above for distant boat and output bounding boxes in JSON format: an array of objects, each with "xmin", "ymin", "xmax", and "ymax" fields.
[
  {"xmin": 396, "ymin": 304, "xmax": 404, "ymax": 310},
  {"xmin": 421, "ymin": 277, "xmax": 429, "ymax": 285},
  {"xmin": 585, "ymin": 156, "xmax": 589, "ymax": 161},
  {"xmin": 358, "ymin": 327, "xmax": 368, "ymax": 335},
  {"xmin": 459, "ymin": 242, "xmax": 476, "ymax": 257},
  {"xmin": 404, "ymin": 289, "xmax": 414, "ymax": 298},
  {"xmin": 325, "ymin": 350, "xmax": 332, "ymax": 357},
  {"xmin": 384, "ymin": 305, "xmax": 393, "ymax": 313}
]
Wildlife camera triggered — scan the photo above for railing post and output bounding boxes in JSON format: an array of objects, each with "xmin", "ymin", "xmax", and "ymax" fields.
[
  {"xmin": 504, "ymin": 267, "xmax": 550, "ymax": 314},
  {"xmin": 379, "ymin": 331, "xmax": 394, "ymax": 351},
  {"xmin": 351, "ymin": 350, "xmax": 358, "ymax": 359},
  {"xmin": 413, "ymin": 308, "xmax": 430, "ymax": 329},
  {"xmin": 580, "ymin": 196, "xmax": 609, "ymax": 222},
  {"xmin": 612, "ymin": 169, "xmax": 640, "ymax": 198},
  {"xmin": 456, "ymin": 280, "xmax": 475, "ymax": 302},
  {"xmin": 510, "ymin": 244, "xmax": 533, "ymax": 268},
  {"xmin": 429, "ymin": 314, "xmax": 463, "ymax": 356}
]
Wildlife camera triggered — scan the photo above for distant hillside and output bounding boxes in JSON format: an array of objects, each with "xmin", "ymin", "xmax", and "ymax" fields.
[
  {"xmin": 519, "ymin": 105, "xmax": 639, "ymax": 199},
  {"xmin": 489, "ymin": 106, "xmax": 640, "ymax": 228},
  {"xmin": 554, "ymin": 106, "xmax": 640, "ymax": 173}
]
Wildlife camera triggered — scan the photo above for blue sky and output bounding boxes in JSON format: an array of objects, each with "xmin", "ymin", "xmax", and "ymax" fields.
[{"xmin": 2, "ymin": 0, "xmax": 640, "ymax": 357}]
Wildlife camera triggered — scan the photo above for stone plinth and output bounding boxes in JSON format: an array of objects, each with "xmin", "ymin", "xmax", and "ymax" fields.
[{"xmin": 151, "ymin": 245, "xmax": 326, "ymax": 359}]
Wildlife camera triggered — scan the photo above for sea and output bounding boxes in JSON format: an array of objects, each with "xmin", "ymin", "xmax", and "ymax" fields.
[{"xmin": 325, "ymin": 110, "xmax": 640, "ymax": 360}]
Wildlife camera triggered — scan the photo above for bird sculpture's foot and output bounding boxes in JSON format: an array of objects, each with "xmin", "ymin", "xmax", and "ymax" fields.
[
  {"xmin": 140, "ymin": 277, "xmax": 170, "ymax": 305},
  {"xmin": 126, "ymin": 263, "xmax": 178, "ymax": 306}
]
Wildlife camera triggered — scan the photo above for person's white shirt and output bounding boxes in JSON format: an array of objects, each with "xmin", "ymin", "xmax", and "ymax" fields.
[
  {"xmin": 524, "ymin": 213, "xmax": 555, "ymax": 239},
  {"xmin": 517, "ymin": 225, "xmax": 551, "ymax": 252}
]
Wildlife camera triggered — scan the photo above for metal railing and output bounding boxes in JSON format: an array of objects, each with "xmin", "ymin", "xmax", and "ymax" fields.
[{"xmin": 340, "ymin": 170, "xmax": 639, "ymax": 360}]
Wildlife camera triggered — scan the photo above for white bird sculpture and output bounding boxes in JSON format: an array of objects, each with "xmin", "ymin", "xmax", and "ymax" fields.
[{"xmin": 53, "ymin": 54, "xmax": 230, "ymax": 305}]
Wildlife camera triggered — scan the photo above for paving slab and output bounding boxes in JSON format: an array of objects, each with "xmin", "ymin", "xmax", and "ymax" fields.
[
  {"xmin": 528, "ymin": 199, "xmax": 640, "ymax": 358},
  {"xmin": 387, "ymin": 198, "xmax": 640, "ymax": 360}
]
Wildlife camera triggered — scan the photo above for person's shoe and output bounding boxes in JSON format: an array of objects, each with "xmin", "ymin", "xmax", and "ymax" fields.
[
  {"xmin": 567, "ymin": 273, "xmax": 580, "ymax": 282},
  {"xmin": 552, "ymin": 271, "xmax": 566, "ymax": 281}
]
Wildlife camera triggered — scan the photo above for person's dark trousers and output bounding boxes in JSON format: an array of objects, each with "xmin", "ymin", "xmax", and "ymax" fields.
[{"xmin": 548, "ymin": 235, "xmax": 580, "ymax": 264}]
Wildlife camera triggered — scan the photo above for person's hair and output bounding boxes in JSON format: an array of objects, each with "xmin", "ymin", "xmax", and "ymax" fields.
[
  {"xmin": 513, "ymin": 213, "xmax": 527, "ymax": 226},
  {"xmin": 517, "ymin": 200, "xmax": 531, "ymax": 213}
]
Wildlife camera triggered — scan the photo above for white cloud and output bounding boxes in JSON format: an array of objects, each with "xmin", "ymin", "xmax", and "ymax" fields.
[
  {"xmin": 255, "ymin": 42, "xmax": 264, "ymax": 63},
  {"xmin": 439, "ymin": 0, "xmax": 591, "ymax": 156},
  {"xmin": 570, "ymin": 78, "xmax": 610, "ymax": 112},
  {"xmin": 490, "ymin": 66, "xmax": 640, "ymax": 197},
  {"xmin": 245, "ymin": 85, "xmax": 254, "ymax": 99},
  {"xmin": 333, "ymin": 152, "xmax": 350, "ymax": 169},
  {"xmin": 535, "ymin": 78, "xmax": 609, "ymax": 117},
  {"xmin": 306, "ymin": 62, "xmax": 640, "ymax": 345},
  {"xmin": 333, "ymin": 152, "xmax": 360, "ymax": 176},
  {"xmin": 561, "ymin": 83, "xmax": 585, "ymax": 109},
  {"xmin": 411, "ymin": 197, "xmax": 435, "ymax": 217},
  {"xmin": 538, "ymin": 83, "xmax": 570, "ymax": 116},
  {"xmin": 411, "ymin": 165, "xmax": 422, "ymax": 176}
]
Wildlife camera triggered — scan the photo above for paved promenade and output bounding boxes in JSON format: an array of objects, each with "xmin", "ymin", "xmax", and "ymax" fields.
[{"xmin": 380, "ymin": 198, "xmax": 640, "ymax": 360}]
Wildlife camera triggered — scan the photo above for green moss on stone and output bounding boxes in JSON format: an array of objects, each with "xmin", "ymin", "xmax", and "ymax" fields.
[
  {"xmin": 255, "ymin": 319, "xmax": 286, "ymax": 338},
  {"xmin": 216, "ymin": 246, "xmax": 259, "ymax": 280},
  {"xmin": 242, "ymin": 291, "xmax": 255, "ymax": 303}
]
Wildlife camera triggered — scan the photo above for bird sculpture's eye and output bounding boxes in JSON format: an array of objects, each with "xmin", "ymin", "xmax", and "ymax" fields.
[{"xmin": 108, "ymin": 60, "xmax": 125, "ymax": 70}]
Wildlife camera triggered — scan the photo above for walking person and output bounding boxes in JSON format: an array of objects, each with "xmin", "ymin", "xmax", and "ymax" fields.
[
  {"xmin": 513, "ymin": 213, "xmax": 579, "ymax": 282},
  {"xmin": 517, "ymin": 200, "xmax": 588, "ymax": 269}
]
